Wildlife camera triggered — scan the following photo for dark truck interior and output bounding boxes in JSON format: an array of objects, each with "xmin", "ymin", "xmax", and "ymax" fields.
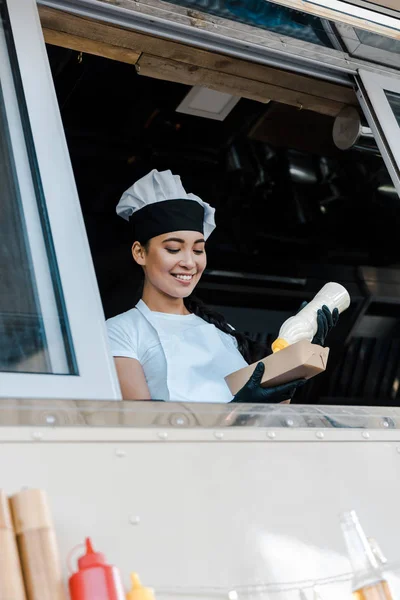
[{"xmin": 46, "ymin": 43, "xmax": 400, "ymax": 406}]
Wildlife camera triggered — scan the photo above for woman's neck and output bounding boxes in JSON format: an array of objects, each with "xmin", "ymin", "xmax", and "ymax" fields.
[{"xmin": 141, "ymin": 282, "xmax": 190, "ymax": 315}]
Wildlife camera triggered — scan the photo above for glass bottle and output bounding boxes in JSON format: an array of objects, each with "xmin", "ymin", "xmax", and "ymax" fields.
[{"xmin": 340, "ymin": 511, "xmax": 393, "ymax": 600}]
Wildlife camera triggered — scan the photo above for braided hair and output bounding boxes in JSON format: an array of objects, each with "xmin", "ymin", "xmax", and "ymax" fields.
[{"xmin": 184, "ymin": 295, "xmax": 269, "ymax": 364}]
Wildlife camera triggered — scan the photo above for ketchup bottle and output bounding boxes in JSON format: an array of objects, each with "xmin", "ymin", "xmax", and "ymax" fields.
[{"xmin": 69, "ymin": 538, "xmax": 125, "ymax": 600}]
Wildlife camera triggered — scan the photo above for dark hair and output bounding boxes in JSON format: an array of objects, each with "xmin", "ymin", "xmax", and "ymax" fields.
[
  {"xmin": 135, "ymin": 241, "xmax": 269, "ymax": 364},
  {"xmin": 184, "ymin": 295, "xmax": 268, "ymax": 364}
]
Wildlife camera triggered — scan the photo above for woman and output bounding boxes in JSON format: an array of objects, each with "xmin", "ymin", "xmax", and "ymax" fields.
[{"xmin": 107, "ymin": 169, "xmax": 338, "ymax": 402}]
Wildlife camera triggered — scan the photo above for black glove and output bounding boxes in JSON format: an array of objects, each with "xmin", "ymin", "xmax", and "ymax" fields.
[
  {"xmin": 313, "ymin": 305, "xmax": 339, "ymax": 346},
  {"xmin": 231, "ymin": 362, "xmax": 306, "ymax": 404},
  {"xmin": 297, "ymin": 302, "xmax": 339, "ymax": 346}
]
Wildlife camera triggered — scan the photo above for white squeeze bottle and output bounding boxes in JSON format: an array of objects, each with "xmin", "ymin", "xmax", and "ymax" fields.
[{"xmin": 271, "ymin": 282, "xmax": 350, "ymax": 353}]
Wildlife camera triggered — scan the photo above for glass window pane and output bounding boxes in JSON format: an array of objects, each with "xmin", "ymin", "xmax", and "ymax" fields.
[
  {"xmin": 161, "ymin": 0, "xmax": 335, "ymax": 47},
  {"xmin": 338, "ymin": 26, "xmax": 400, "ymax": 69},
  {"xmin": 384, "ymin": 90, "xmax": 400, "ymax": 128},
  {"xmin": 356, "ymin": 29, "xmax": 400, "ymax": 55},
  {"xmin": 0, "ymin": 1, "xmax": 76, "ymax": 375}
]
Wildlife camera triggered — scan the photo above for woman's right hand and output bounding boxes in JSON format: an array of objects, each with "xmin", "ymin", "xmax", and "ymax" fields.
[{"xmin": 231, "ymin": 362, "xmax": 306, "ymax": 404}]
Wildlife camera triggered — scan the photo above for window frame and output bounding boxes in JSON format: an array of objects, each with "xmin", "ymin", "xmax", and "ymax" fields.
[
  {"xmin": 1, "ymin": 0, "xmax": 120, "ymax": 399},
  {"xmin": 4, "ymin": 0, "xmax": 400, "ymax": 404}
]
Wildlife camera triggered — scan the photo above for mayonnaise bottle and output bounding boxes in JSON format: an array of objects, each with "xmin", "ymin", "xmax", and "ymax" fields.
[{"xmin": 271, "ymin": 282, "xmax": 350, "ymax": 353}]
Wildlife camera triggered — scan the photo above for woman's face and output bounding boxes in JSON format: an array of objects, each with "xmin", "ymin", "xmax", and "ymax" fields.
[{"xmin": 133, "ymin": 230, "xmax": 207, "ymax": 299}]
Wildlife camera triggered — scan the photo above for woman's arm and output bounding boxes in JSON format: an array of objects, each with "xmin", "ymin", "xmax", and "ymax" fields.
[{"xmin": 114, "ymin": 357, "xmax": 151, "ymax": 400}]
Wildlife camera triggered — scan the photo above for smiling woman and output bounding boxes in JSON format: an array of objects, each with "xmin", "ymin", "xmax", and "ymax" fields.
[
  {"xmin": 132, "ymin": 232, "xmax": 207, "ymax": 303},
  {"xmin": 106, "ymin": 169, "xmax": 337, "ymax": 403}
]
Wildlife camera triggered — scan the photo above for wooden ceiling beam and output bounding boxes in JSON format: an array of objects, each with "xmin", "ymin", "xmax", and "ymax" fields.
[
  {"xmin": 43, "ymin": 28, "xmax": 141, "ymax": 65},
  {"xmin": 39, "ymin": 6, "xmax": 358, "ymax": 117},
  {"xmin": 136, "ymin": 53, "xmax": 347, "ymax": 116}
]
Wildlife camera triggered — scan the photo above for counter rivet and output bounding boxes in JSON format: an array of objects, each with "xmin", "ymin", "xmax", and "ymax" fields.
[
  {"xmin": 31, "ymin": 431, "xmax": 43, "ymax": 441},
  {"xmin": 381, "ymin": 420, "xmax": 389, "ymax": 428},
  {"xmin": 362, "ymin": 431, "xmax": 370, "ymax": 439},
  {"xmin": 286, "ymin": 419, "xmax": 294, "ymax": 427},
  {"xmin": 214, "ymin": 431, "xmax": 224, "ymax": 440},
  {"xmin": 316, "ymin": 431, "xmax": 324, "ymax": 440},
  {"xmin": 45, "ymin": 415, "xmax": 56, "ymax": 425},
  {"xmin": 115, "ymin": 449, "xmax": 126, "ymax": 457},
  {"xmin": 158, "ymin": 432, "xmax": 168, "ymax": 440},
  {"xmin": 129, "ymin": 515, "xmax": 140, "ymax": 525},
  {"xmin": 267, "ymin": 431, "xmax": 276, "ymax": 440}
]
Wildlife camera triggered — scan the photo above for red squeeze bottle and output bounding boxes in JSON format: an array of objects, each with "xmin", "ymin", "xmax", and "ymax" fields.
[{"xmin": 69, "ymin": 538, "xmax": 125, "ymax": 600}]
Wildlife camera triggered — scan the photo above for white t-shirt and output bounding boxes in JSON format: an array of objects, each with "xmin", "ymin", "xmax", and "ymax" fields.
[{"xmin": 106, "ymin": 300, "xmax": 248, "ymax": 402}]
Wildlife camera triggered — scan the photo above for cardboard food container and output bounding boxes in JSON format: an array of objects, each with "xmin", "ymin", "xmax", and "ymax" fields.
[{"xmin": 225, "ymin": 339, "xmax": 329, "ymax": 396}]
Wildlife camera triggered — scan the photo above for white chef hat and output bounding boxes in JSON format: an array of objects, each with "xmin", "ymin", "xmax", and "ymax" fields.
[{"xmin": 116, "ymin": 169, "xmax": 216, "ymax": 243}]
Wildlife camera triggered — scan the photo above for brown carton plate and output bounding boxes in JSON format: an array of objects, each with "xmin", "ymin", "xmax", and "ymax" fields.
[{"xmin": 225, "ymin": 340, "xmax": 329, "ymax": 396}]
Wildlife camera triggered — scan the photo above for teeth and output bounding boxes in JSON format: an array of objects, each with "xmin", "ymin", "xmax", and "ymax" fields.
[{"xmin": 174, "ymin": 274, "xmax": 193, "ymax": 281}]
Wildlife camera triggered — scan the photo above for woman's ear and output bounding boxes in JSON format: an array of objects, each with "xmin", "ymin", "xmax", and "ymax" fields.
[{"xmin": 132, "ymin": 241, "xmax": 146, "ymax": 265}]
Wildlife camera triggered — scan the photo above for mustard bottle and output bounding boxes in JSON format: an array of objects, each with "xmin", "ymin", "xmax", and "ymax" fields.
[{"xmin": 126, "ymin": 573, "xmax": 155, "ymax": 600}]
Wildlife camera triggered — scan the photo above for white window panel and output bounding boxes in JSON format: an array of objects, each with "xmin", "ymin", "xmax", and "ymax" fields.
[
  {"xmin": 302, "ymin": 0, "xmax": 400, "ymax": 31},
  {"xmin": 335, "ymin": 22, "xmax": 400, "ymax": 69},
  {"xmin": 357, "ymin": 70, "xmax": 400, "ymax": 199},
  {"xmin": 0, "ymin": 0, "xmax": 120, "ymax": 399},
  {"xmin": 342, "ymin": 0, "xmax": 399, "ymax": 17}
]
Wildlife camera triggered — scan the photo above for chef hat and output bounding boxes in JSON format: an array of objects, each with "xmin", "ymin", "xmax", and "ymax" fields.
[{"xmin": 116, "ymin": 169, "xmax": 216, "ymax": 244}]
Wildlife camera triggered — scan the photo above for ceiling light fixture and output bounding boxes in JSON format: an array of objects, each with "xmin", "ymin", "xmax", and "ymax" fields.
[{"xmin": 176, "ymin": 86, "xmax": 240, "ymax": 121}]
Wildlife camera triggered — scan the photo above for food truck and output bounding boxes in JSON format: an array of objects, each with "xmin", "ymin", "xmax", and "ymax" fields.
[{"xmin": 1, "ymin": 0, "xmax": 400, "ymax": 598}]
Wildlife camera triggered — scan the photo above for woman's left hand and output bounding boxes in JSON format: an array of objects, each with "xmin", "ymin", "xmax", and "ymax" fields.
[
  {"xmin": 297, "ymin": 302, "xmax": 339, "ymax": 347},
  {"xmin": 313, "ymin": 305, "xmax": 339, "ymax": 346}
]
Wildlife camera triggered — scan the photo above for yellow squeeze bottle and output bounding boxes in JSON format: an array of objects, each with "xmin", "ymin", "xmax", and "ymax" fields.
[{"xmin": 126, "ymin": 574, "xmax": 155, "ymax": 600}]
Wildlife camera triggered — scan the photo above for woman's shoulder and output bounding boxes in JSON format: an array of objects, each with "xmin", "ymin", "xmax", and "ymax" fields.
[
  {"xmin": 106, "ymin": 307, "xmax": 156, "ymax": 360},
  {"xmin": 106, "ymin": 307, "xmax": 140, "ymax": 327},
  {"xmin": 106, "ymin": 306, "xmax": 151, "ymax": 340}
]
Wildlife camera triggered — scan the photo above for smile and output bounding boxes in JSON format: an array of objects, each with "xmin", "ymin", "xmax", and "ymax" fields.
[{"xmin": 171, "ymin": 274, "xmax": 195, "ymax": 282}]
